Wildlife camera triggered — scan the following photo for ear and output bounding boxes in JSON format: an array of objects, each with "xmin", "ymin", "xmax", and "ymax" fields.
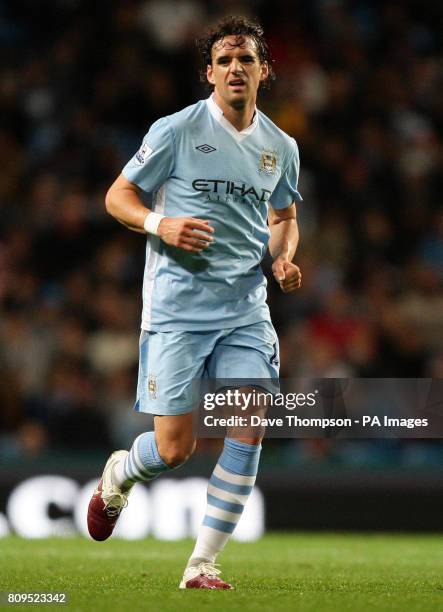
[
  {"xmin": 207, "ymin": 64, "xmax": 215, "ymax": 85},
  {"xmin": 260, "ymin": 61, "xmax": 269, "ymax": 82}
]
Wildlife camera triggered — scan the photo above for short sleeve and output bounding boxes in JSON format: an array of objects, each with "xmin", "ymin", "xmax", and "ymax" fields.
[
  {"xmin": 122, "ymin": 117, "xmax": 174, "ymax": 193},
  {"xmin": 270, "ymin": 139, "xmax": 303, "ymax": 209}
]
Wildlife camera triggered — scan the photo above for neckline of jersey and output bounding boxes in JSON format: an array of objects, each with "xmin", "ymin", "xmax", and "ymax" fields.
[{"xmin": 206, "ymin": 94, "xmax": 259, "ymax": 143}]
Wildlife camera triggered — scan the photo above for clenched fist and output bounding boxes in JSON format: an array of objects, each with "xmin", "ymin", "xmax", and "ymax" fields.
[
  {"xmin": 272, "ymin": 258, "xmax": 302, "ymax": 293},
  {"xmin": 158, "ymin": 217, "xmax": 214, "ymax": 253}
]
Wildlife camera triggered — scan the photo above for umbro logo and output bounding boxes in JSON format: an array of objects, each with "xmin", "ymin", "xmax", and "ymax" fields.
[{"xmin": 196, "ymin": 144, "xmax": 216, "ymax": 154}]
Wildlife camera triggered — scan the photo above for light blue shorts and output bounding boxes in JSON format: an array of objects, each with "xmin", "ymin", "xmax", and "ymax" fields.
[{"xmin": 134, "ymin": 320, "xmax": 279, "ymax": 415}]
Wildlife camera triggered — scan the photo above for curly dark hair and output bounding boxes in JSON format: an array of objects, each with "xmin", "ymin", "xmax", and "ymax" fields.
[{"xmin": 196, "ymin": 16, "xmax": 275, "ymax": 89}]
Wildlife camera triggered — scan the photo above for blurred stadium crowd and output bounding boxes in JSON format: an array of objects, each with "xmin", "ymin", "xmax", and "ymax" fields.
[{"xmin": 0, "ymin": 0, "xmax": 442, "ymax": 462}]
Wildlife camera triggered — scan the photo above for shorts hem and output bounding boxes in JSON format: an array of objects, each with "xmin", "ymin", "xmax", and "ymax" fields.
[{"xmin": 135, "ymin": 399, "xmax": 194, "ymax": 416}]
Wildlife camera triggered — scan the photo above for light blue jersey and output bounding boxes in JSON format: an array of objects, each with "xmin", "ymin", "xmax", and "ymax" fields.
[{"xmin": 123, "ymin": 95, "xmax": 302, "ymax": 331}]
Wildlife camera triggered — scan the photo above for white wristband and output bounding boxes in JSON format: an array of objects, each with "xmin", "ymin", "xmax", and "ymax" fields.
[{"xmin": 143, "ymin": 212, "xmax": 165, "ymax": 235}]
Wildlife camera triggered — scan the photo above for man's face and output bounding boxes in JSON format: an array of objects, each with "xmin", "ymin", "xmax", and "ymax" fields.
[{"xmin": 207, "ymin": 35, "xmax": 268, "ymax": 110}]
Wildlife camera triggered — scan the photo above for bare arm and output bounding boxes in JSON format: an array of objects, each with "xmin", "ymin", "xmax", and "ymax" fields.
[
  {"xmin": 268, "ymin": 203, "xmax": 302, "ymax": 293},
  {"xmin": 105, "ymin": 174, "xmax": 148, "ymax": 233},
  {"xmin": 105, "ymin": 174, "xmax": 214, "ymax": 252},
  {"xmin": 268, "ymin": 203, "xmax": 299, "ymax": 260}
]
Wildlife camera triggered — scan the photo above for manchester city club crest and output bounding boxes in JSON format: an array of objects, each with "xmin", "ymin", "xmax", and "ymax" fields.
[
  {"xmin": 259, "ymin": 150, "xmax": 278, "ymax": 175},
  {"xmin": 148, "ymin": 374, "xmax": 157, "ymax": 398}
]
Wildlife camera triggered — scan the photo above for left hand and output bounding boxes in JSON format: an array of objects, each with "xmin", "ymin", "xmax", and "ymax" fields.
[{"xmin": 272, "ymin": 258, "xmax": 302, "ymax": 293}]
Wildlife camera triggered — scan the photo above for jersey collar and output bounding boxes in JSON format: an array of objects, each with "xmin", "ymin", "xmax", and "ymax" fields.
[{"xmin": 206, "ymin": 94, "xmax": 259, "ymax": 143}]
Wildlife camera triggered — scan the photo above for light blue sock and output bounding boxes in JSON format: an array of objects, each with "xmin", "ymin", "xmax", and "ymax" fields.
[
  {"xmin": 188, "ymin": 438, "xmax": 261, "ymax": 566},
  {"xmin": 116, "ymin": 432, "xmax": 171, "ymax": 487}
]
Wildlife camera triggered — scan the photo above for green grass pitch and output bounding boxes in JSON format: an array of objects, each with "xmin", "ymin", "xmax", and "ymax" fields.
[{"xmin": 1, "ymin": 533, "xmax": 442, "ymax": 611}]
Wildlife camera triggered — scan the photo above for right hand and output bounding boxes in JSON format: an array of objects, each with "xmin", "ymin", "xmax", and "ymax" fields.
[{"xmin": 157, "ymin": 217, "xmax": 214, "ymax": 253}]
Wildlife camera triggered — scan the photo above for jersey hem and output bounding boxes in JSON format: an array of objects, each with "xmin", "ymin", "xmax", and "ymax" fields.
[{"xmin": 140, "ymin": 311, "xmax": 271, "ymax": 332}]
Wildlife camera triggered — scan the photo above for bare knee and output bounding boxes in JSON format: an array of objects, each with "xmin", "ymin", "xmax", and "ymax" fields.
[
  {"xmin": 158, "ymin": 438, "xmax": 196, "ymax": 467},
  {"xmin": 154, "ymin": 413, "xmax": 196, "ymax": 468}
]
